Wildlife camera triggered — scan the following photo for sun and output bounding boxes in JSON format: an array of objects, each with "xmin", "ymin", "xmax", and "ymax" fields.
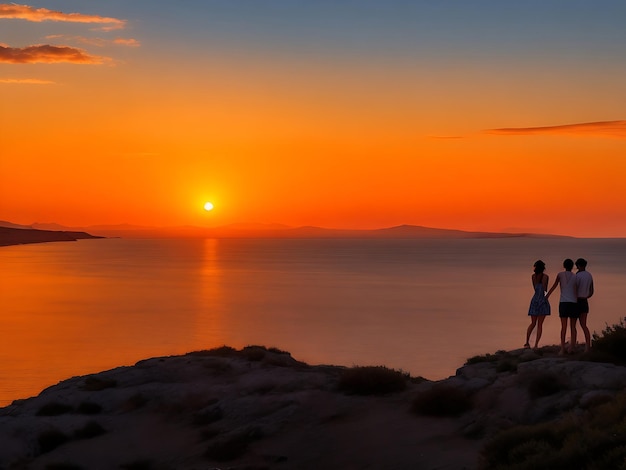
[{"xmin": 203, "ymin": 201, "xmax": 214, "ymax": 211}]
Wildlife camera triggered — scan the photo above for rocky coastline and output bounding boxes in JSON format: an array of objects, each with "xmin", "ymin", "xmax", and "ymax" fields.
[{"xmin": 1, "ymin": 345, "xmax": 626, "ymax": 469}]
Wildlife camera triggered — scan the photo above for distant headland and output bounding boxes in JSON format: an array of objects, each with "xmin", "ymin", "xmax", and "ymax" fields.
[
  {"xmin": 0, "ymin": 224, "xmax": 103, "ymax": 247},
  {"xmin": 0, "ymin": 220, "xmax": 572, "ymax": 245}
]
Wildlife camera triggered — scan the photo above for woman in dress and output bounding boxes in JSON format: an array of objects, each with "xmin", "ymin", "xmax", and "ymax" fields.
[{"xmin": 525, "ymin": 260, "xmax": 550, "ymax": 349}]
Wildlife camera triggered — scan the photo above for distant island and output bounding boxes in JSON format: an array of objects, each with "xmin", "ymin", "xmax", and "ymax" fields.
[
  {"xmin": 0, "ymin": 225, "xmax": 103, "ymax": 247},
  {"xmin": 0, "ymin": 220, "xmax": 572, "ymax": 243}
]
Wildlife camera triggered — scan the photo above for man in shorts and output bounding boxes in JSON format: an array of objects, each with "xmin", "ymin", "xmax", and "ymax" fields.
[
  {"xmin": 575, "ymin": 258, "xmax": 594, "ymax": 352},
  {"xmin": 546, "ymin": 258, "xmax": 579, "ymax": 354}
]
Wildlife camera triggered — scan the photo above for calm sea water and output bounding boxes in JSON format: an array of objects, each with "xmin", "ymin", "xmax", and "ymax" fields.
[{"xmin": 1, "ymin": 237, "xmax": 625, "ymax": 406}]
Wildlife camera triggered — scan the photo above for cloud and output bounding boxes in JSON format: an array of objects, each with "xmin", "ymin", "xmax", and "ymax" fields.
[
  {"xmin": 484, "ymin": 120, "xmax": 626, "ymax": 139},
  {"xmin": 46, "ymin": 34, "xmax": 141, "ymax": 48},
  {"xmin": 0, "ymin": 3, "xmax": 126, "ymax": 30},
  {"xmin": 113, "ymin": 38, "xmax": 140, "ymax": 47},
  {"xmin": 0, "ymin": 44, "xmax": 107, "ymax": 64},
  {"xmin": 0, "ymin": 78, "xmax": 54, "ymax": 84}
]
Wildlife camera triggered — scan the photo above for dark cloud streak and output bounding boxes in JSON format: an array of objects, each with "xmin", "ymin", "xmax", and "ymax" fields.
[
  {"xmin": 0, "ymin": 44, "xmax": 106, "ymax": 64},
  {"xmin": 484, "ymin": 120, "xmax": 626, "ymax": 139}
]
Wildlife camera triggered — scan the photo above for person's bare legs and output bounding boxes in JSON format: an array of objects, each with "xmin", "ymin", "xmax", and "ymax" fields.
[
  {"xmin": 525, "ymin": 316, "xmax": 537, "ymax": 347},
  {"xmin": 559, "ymin": 317, "xmax": 568, "ymax": 354},
  {"xmin": 579, "ymin": 312, "xmax": 591, "ymax": 352},
  {"xmin": 534, "ymin": 316, "xmax": 545, "ymax": 349},
  {"xmin": 569, "ymin": 318, "xmax": 578, "ymax": 353}
]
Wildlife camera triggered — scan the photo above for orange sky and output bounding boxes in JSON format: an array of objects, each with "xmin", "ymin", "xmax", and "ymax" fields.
[{"xmin": 2, "ymin": 2, "xmax": 626, "ymax": 237}]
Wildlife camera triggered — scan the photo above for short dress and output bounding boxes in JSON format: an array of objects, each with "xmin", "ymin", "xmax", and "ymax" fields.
[{"xmin": 528, "ymin": 280, "xmax": 551, "ymax": 316}]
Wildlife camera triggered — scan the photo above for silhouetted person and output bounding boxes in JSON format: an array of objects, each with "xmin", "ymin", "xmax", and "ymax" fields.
[
  {"xmin": 546, "ymin": 259, "xmax": 578, "ymax": 354},
  {"xmin": 525, "ymin": 260, "xmax": 550, "ymax": 349},
  {"xmin": 575, "ymin": 258, "xmax": 594, "ymax": 352}
]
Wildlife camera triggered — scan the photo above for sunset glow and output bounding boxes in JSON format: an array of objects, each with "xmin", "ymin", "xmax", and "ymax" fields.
[{"xmin": 2, "ymin": 2, "xmax": 626, "ymax": 237}]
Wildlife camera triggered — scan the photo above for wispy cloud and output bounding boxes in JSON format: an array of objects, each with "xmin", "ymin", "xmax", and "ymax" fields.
[
  {"xmin": 113, "ymin": 38, "xmax": 140, "ymax": 47},
  {"xmin": 0, "ymin": 3, "xmax": 126, "ymax": 30},
  {"xmin": 46, "ymin": 34, "xmax": 141, "ymax": 48},
  {"xmin": 484, "ymin": 120, "xmax": 626, "ymax": 139},
  {"xmin": 0, "ymin": 77, "xmax": 54, "ymax": 84},
  {"xmin": 0, "ymin": 44, "xmax": 107, "ymax": 64}
]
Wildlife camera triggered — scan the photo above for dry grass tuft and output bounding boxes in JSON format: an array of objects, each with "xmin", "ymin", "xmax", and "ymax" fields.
[
  {"xmin": 36, "ymin": 402, "xmax": 73, "ymax": 416},
  {"xmin": 338, "ymin": 365, "xmax": 408, "ymax": 395},
  {"xmin": 81, "ymin": 376, "xmax": 117, "ymax": 391}
]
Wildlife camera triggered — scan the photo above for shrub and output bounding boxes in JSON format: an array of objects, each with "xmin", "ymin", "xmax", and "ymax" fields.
[
  {"xmin": 120, "ymin": 393, "xmax": 149, "ymax": 412},
  {"xmin": 76, "ymin": 401, "xmax": 102, "ymax": 415},
  {"xmin": 591, "ymin": 318, "xmax": 626, "ymax": 363},
  {"xmin": 338, "ymin": 366, "xmax": 408, "ymax": 395},
  {"xmin": 241, "ymin": 346, "xmax": 266, "ymax": 361},
  {"xmin": 465, "ymin": 353, "xmax": 499, "ymax": 365},
  {"xmin": 465, "ymin": 351, "xmax": 519, "ymax": 374},
  {"xmin": 82, "ymin": 376, "xmax": 117, "ymax": 391},
  {"xmin": 586, "ymin": 391, "xmax": 626, "ymax": 430},
  {"xmin": 481, "ymin": 390, "xmax": 626, "ymax": 469},
  {"xmin": 187, "ymin": 346, "xmax": 238, "ymax": 358},
  {"xmin": 73, "ymin": 420, "xmax": 106, "ymax": 439},
  {"xmin": 266, "ymin": 346, "xmax": 289, "ymax": 355},
  {"xmin": 38, "ymin": 429, "xmax": 70, "ymax": 454},
  {"xmin": 481, "ymin": 419, "xmax": 574, "ymax": 469},
  {"xmin": 36, "ymin": 402, "xmax": 73, "ymax": 416},
  {"xmin": 411, "ymin": 384, "xmax": 472, "ymax": 417},
  {"xmin": 188, "ymin": 345, "xmax": 293, "ymax": 364}
]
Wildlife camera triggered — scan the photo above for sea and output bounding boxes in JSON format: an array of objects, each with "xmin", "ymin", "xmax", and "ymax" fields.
[{"xmin": 1, "ymin": 237, "xmax": 625, "ymax": 407}]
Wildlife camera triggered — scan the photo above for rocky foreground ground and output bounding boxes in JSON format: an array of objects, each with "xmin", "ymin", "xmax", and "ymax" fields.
[{"xmin": 1, "ymin": 345, "xmax": 625, "ymax": 470}]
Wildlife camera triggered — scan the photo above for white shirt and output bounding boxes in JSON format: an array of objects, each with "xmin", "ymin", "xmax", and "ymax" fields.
[
  {"xmin": 576, "ymin": 270, "xmax": 594, "ymax": 299},
  {"xmin": 557, "ymin": 271, "xmax": 577, "ymax": 303}
]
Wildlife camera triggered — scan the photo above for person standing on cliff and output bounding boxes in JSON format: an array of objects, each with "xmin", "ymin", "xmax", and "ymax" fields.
[
  {"xmin": 575, "ymin": 258, "xmax": 594, "ymax": 352},
  {"xmin": 546, "ymin": 258, "xmax": 579, "ymax": 354},
  {"xmin": 525, "ymin": 260, "xmax": 550, "ymax": 349}
]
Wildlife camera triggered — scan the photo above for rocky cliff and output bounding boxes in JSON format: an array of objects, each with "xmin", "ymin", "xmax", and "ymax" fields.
[{"xmin": 1, "ymin": 345, "xmax": 625, "ymax": 469}]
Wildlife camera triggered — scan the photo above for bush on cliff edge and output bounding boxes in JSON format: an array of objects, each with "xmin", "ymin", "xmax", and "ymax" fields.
[
  {"xmin": 338, "ymin": 366, "xmax": 408, "ymax": 395},
  {"xmin": 591, "ymin": 317, "xmax": 626, "ymax": 364},
  {"xmin": 482, "ymin": 367, "xmax": 626, "ymax": 469}
]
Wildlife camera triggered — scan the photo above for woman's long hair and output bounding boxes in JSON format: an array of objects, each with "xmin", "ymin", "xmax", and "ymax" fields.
[{"xmin": 533, "ymin": 260, "xmax": 546, "ymax": 274}]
